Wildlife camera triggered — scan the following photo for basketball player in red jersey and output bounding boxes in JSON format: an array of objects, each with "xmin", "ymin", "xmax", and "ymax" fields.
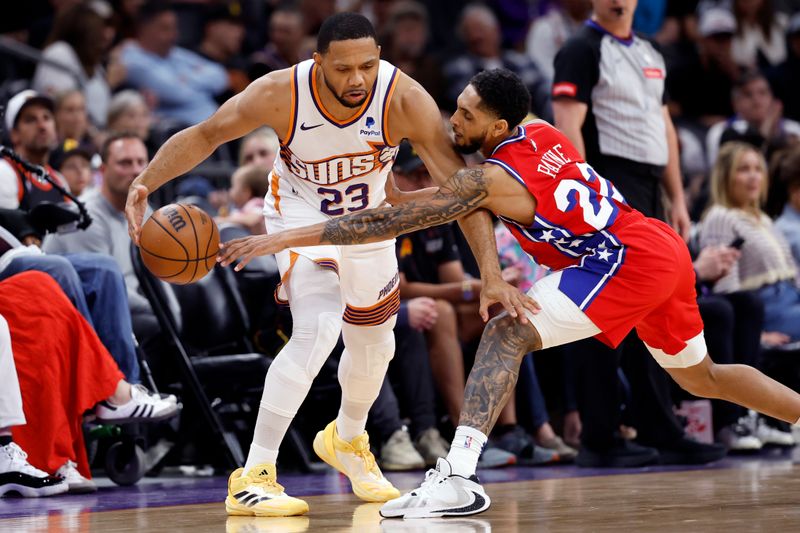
[
  {"xmin": 220, "ymin": 69, "xmax": 800, "ymax": 518},
  {"xmin": 125, "ymin": 14, "xmax": 530, "ymax": 517}
]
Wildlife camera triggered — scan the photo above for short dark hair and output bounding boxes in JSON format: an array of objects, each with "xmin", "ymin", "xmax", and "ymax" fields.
[
  {"xmin": 136, "ymin": 1, "xmax": 173, "ymax": 29},
  {"xmin": 317, "ymin": 12, "xmax": 377, "ymax": 54},
  {"xmin": 469, "ymin": 69, "xmax": 531, "ymax": 130},
  {"xmin": 101, "ymin": 131, "xmax": 143, "ymax": 163}
]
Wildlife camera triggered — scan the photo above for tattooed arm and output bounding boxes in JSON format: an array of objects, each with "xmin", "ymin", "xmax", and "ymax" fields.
[{"xmin": 217, "ymin": 167, "xmax": 490, "ymax": 269}]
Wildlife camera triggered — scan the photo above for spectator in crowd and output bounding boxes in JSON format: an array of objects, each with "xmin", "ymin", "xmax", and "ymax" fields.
[
  {"xmin": 0, "ymin": 311, "xmax": 67, "ymax": 498},
  {"xmin": 667, "ymin": 7, "xmax": 741, "ymax": 126},
  {"xmin": 773, "ymin": 146, "xmax": 800, "ymax": 264},
  {"xmin": 699, "ymin": 141, "xmax": 800, "ymax": 342},
  {"xmin": 196, "ymin": 5, "xmax": 249, "ymax": 98},
  {"xmin": 380, "ymin": 1, "xmax": 446, "ymax": 107},
  {"xmin": 705, "ymin": 71, "xmax": 800, "ymax": 169},
  {"xmin": 120, "ymin": 1, "xmax": 228, "ymax": 126},
  {"xmin": 525, "ymin": 0, "xmax": 591, "ymax": 81},
  {"xmin": 32, "ymin": 2, "xmax": 119, "ymax": 127},
  {"xmin": 50, "ymin": 139, "xmax": 94, "ymax": 197},
  {"xmin": 238, "ymin": 127, "xmax": 279, "ymax": 168},
  {"xmin": 0, "ymin": 91, "xmax": 144, "ymax": 383},
  {"xmin": 769, "ymin": 14, "xmax": 800, "ymax": 122},
  {"xmin": 215, "ymin": 164, "xmax": 269, "ymax": 235},
  {"xmin": 42, "ymin": 132, "xmax": 173, "ymax": 356},
  {"xmin": 443, "ymin": 3, "xmax": 551, "ymax": 120},
  {"xmin": 553, "ymin": 0, "xmax": 725, "ymax": 468},
  {"xmin": 52, "ymin": 89, "xmax": 92, "ymax": 147},
  {"xmin": 731, "ymin": 0, "xmax": 788, "ymax": 69},
  {"xmin": 249, "ymin": 5, "xmax": 311, "ymax": 80},
  {"xmin": 0, "ymin": 271, "xmax": 178, "ymax": 495},
  {"xmin": 105, "ymin": 89, "xmax": 157, "ymax": 157}
]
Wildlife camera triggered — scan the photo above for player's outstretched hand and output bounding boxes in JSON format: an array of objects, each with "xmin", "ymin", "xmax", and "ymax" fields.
[
  {"xmin": 126, "ymin": 183, "xmax": 150, "ymax": 246},
  {"xmin": 479, "ymin": 276, "xmax": 540, "ymax": 324},
  {"xmin": 218, "ymin": 234, "xmax": 286, "ymax": 271}
]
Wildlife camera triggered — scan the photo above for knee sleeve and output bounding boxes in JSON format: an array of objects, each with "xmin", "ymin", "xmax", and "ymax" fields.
[
  {"xmin": 260, "ymin": 311, "xmax": 342, "ymax": 417},
  {"xmin": 339, "ymin": 321, "xmax": 396, "ymax": 404}
]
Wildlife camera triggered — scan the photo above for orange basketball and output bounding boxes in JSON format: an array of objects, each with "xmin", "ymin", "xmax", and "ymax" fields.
[{"xmin": 139, "ymin": 203, "xmax": 220, "ymax": 285}]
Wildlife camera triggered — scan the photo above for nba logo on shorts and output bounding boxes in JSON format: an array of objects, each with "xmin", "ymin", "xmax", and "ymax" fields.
[{"xmin": 365, "ymin": 117, "xmax": 375, "ymax": 128}]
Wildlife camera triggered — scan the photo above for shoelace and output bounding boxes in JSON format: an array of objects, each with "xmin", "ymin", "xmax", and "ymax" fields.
[
  {"xmin": 2, "ymin": 443, "xmax": 45, "ymax": 476},
  {"xmin": 415, "ymin": 467, "xmax": 447, "ymax": 495},
  {"xmin": 132, "ymin": 384, "xmax": 159, "ymax": 404},
  {"xmin": 351, "ymin": 436, "xmax": 380, "ymax": 476},
  {"xmin": 248, "ymin": 473, "xmax": 285, "ymax": 494}
]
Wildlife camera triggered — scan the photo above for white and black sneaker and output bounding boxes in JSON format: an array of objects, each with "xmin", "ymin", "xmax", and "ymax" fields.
[
  {"xmin": 95, "ymin": 384, "xmax": 180, "ymax": 424},
  {"xmin": 380, "ymin": 458, "xmax": 491, "ymax": 519},
  {"xmin": 0, "ymin": 442, "xmax": 68, "ymax": 498}
]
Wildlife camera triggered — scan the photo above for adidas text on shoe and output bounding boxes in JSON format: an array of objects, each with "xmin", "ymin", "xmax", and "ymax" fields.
[
  {"xmin": 380, "ymin": 458, "xmax": 491, "ymax": 519},
  {"xmin": 313, "ymin": 420, "xmax": 400, "ymax": 502},
  {"xmin": 225, "ymin": 464, "xmax": 309, "ymax": 517}
]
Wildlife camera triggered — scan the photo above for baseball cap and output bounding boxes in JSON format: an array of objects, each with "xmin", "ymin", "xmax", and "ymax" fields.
[
  {"xmin": 4, "ymin": 90, "xmax": 55, "ymax": 133},
  {"xmin": 50, "ymin": 138, "xmax": 95, "ymax": 170},
  {"xmin": 698, "ymin": 8, "xmax": 737, "ymax": 38}
]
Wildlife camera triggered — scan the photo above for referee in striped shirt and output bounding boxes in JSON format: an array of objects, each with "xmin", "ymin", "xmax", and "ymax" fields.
[{"xmin": 551, "ymin": 0, "xmax": 725, "ymax": 467}]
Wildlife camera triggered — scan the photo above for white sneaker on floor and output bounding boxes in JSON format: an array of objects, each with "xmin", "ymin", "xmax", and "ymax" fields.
[
  {"xmin": 55, "ymin": 460, "xmax": 97, "ymax": 494},
  {"xmin": 379, "ymin": 458, "xmax": 491, "ymax": 519},
  {"xmin": 95, "ymin": 384, "xmax": 180, "ymax": 423},
  {"xmin": 754, "ymin": 419, "xmax": 796, "ymax": 447},
  {"xmin": 0, "ymin": 442, "xmax": 68, "ymax": 498},
  {"xmin": 717, "ymin": 423, "xmax": 762, "ymax": 451},
  {"xmin": 381, "ymin": 428, "xmax": 426, "ymax": 471}
]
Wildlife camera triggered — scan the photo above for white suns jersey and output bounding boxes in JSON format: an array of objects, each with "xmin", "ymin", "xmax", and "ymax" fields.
[{"xmin": 271, "ymin": 59, "xmax": 401, "ymax": 217}]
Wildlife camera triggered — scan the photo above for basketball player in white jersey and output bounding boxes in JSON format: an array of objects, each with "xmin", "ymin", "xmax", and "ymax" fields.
[{"xmin": 126, "ymin": 13, "xmax": 532, "ymax": 517}]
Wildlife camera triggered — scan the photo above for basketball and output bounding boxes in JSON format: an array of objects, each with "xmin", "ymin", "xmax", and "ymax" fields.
[{"xmin": 139, "ymin": 203, "xmax": 219, "ymax": 285}]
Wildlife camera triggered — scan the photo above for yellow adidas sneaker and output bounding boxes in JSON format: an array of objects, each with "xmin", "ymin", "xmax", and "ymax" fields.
[
  {"xmin": 312, "ymin": 420, "xmax": 400, "ymax": 502},
  {"xmin": 225, "ymin": 464, "xmax": 309, "ymax": 517}
]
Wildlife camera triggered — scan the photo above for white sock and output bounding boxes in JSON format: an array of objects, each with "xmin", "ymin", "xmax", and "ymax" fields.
[
  {"xmin": 335, "ymin": 408, "xmax": 365, "ymax": 443},
  {"xmin": 243, "ymin": 409, "xmax": 294, "ymax": 472},
  {"xmin": 446, "ymin": 426, "xmax": 487, "ymax": 477}
]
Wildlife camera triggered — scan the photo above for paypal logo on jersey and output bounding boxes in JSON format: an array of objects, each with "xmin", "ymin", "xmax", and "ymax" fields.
[{"xmin": 360, "ymin": 116, "xmax": 381, "ymax": 137}]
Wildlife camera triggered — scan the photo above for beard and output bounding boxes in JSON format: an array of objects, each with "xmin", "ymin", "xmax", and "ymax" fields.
[
  {"xmin": 453, "ymin": 131, "xmax": 486, "ymax": 155},
  {"xmin": 324, "ymin": 77, "xmax": 368, "ymax": 109}
]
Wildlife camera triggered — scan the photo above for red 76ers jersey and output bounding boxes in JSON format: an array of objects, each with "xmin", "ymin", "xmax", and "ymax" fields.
[{"xmin": 486, "ymin": 121, "xmax": 643, "ymax": 311}]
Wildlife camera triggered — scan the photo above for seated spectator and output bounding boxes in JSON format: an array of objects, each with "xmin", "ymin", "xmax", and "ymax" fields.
[
  {"xmin": 667, "ymin": 7, "xmax": 741, "ymax": 126},
  {"xmin": 525, "ymin": 0, "xmax": 591, "ymax": 82},
  {"xmin": 50, "ymin": 139, "xmax": 94, "ymax": 197},
  {"xmin": 41, "ymin": 133, "xmax": 177, "ymax": 369},
  {"xmin": 706, "ymin": 71, "xmax": 800, "ymax": 169},
  {"xmin": 107, "ymin": 90, "xmax": 154, "ymax": 141},
  {"xmin": 32, "ymin": 2, "xmax": 117, "ymax": 127},
  {"xmin": 699, "ymin": 141, "xmax": 800, "ymax": 342},
  {"xmin": 248, "ymin": 5, "xmax": 312, "ymax": 80},
  {"xmin": 731, "ymin": 0, "xmax": 788, "ymax": 70},
  {"xmin": 195, "ymin": 5, "xmax": 249, "ymax": 98},
  {"xmin": 121, "ymin": 1, "xmax": 228, "ymax": 126},
  {"xmin": 238, "ymin": 127, "xmax": 279, "ymax": 168},
  {"xmin": 443, "ymin": 4, "xmax": 551, "ymax": 120},
  {"xmin": 0, "ymin": 271, "xmax": 179, "ymax": 494},
  {"xmin": 773, "ymin": 146, "xmax": 800, "ymax": 264},
  {"xmin": 380, "ymin": 1, "xmax": 446, "ymax": 108},
  {"xmin": 52, "ymin": 89, "xmax": 93, "ymax": 148},
  {"xmin": 215, "ymin": 164, "xmax": 269, "ymax": 235},
  {"xmin": 0, "ymin": 313, "xmax": 67, "ymax": 498},
  {"xmin": 770, "ymin": 14, "xmax": 800, "ymax": 123}
]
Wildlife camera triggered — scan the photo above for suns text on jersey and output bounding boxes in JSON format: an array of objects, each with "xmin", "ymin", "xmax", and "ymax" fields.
[{"xmin": 280, "ymin": 144, "xmax": 399, "ymax": 185}]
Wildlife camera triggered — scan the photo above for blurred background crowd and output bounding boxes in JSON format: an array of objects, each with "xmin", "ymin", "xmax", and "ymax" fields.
[{"xmin": 2, "ymin": 0, "xmax": 800, "ymax": 496}]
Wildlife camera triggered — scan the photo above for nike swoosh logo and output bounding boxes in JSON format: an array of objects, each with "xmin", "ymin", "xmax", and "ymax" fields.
[
  {"xmin": 434, "ymin": 491, "xmax": 487, "ymax": 514},
  {"xmin": 300, "ymin": 122, "xmax": 323, "ymax": 131}
]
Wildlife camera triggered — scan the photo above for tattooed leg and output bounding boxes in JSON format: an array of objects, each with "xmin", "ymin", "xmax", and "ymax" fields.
[{"xmin": 459, "ymin": 313, "xmax": 542, "ymax": 434}]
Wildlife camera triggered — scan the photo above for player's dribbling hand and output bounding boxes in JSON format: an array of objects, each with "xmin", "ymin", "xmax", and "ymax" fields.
[
  {"xmin": 218, "ymin": 234, "xmax": 286, "ymax": 271},
  {"xmin": 126, "ymin": 183, "xmax": 150, "ymax": 246},
  {"xmin": 479, "ymin": 276, "xmax": 541, "ymax": 325}
]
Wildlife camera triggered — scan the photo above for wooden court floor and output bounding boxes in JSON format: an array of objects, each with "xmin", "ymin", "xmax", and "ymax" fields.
[{"xmin": 2, "ymin": 463, "xmax": 800, "ymax": 532}]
